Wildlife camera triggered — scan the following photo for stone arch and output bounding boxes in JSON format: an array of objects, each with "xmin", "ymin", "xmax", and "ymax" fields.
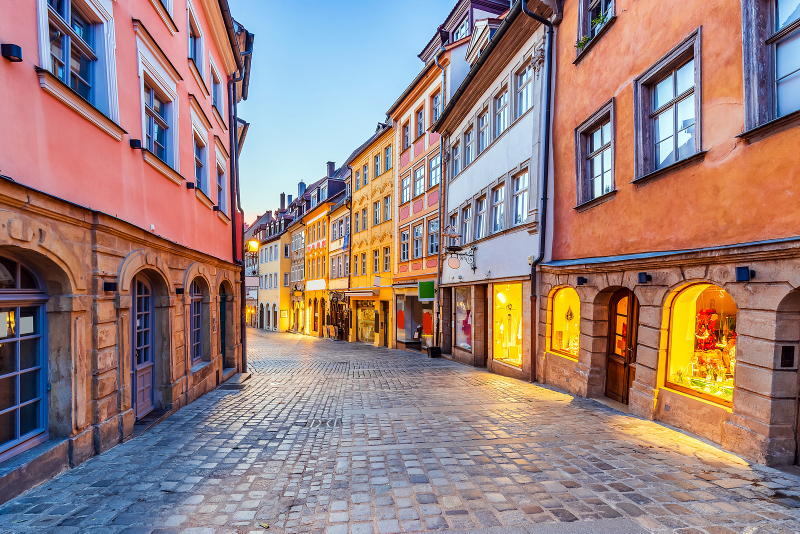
[
  {"xmin": 182, "ymin": 261, "xmax": 213, "ymax": 298},
  {"xmin": 118, "ymin": 249, "xmax": 175, "ymax": 294},
  {"xmin": 187, "ymin": 274, "xmax": 212, "ymax": 365}
]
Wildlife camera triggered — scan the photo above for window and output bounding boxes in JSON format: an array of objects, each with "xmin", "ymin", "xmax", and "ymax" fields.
[
  {"xmin": 338, "ymin": 256, "xmax": 343, "ymax": 278},
  {"xmin": 452, "ymin": 143, "xmax": 461, "ymax": 175},
  {"xmin": 413, "ymin": 226, "xmax": 423, "ymax": 258},
  {"xmin": 322, "ymin": 257, "xmax": 325, "ymax": 277},
  {"xmin": 284, "ymin": 273, "xmax": 289, "ymax": 286},
  {"xmin": 551, "ymin": 287, "xmax": 580, "ymax": 358},
  {"xmin": 496, "ymin": 90, "xmax": 509, "ymax": 136},
  {"xmin": 321, "ymin": 185, "xmax": 327, "ymax": 200},
  {"xmin": 363, "ymin": 164, "xmax": 369, "ymax": 186},
  {"xmin": 374, "ymin": 201, "xmax": 380, "ymax": 226},
  {"xmin": 413, "ymin": 167, "xmax": 424, "ymax": 197},
  {"xmin": 375, "ymin": 155, "xmax": 380, "ymax": 177},
  {"xmin": 634, "ymin": 31, "xmax": 701, "ymax": 178},
  {"xmin": 361, "ymin": 208, "xmax": 368, "ymax": 231},
  {"xmin": 361, "ymin": 253, "xmax": 367, "ymax": 276},
  {"xmin": 455, "ymin": 287, "xmax": 472, "ymax": 351},
  {"xmin": 355, "ymin": 171, "xmax": 361, "ymax": 190},
  {"xmin": 383, "ymin": 247, "xmax": 390, "ymax": 272},
  {"xmin": 429, "ymin": 154, "xmax": 441, "ymax": 188},
  {"xmin": 188, "ymin": 8, "xmax": 203, "ymax": 76},
  {"xmin": 667, "ymin": 284, "xmax": 738, "ymax": 405},
  {"xmin": 400, "ymin": 231, "xmax": 409, "ymax": 261},
  {"xmin": 427, "ymin": 219, "xmax": 439, "ymax": 255},
  {"xmin": 512, "ymin": 172, "xmax": 528, "ymax": 225},
  {"xmin": 211, "ymin": 66, "xmax": 223, "ymax": 115},
  {"xmin": 461, "ymin": 206, "xmax": 472, "ymax": 244},
  {"xmin": 194, "ymin": 135, "xmax": 207, "ymax": 193},
  {"xmin": 517, "ymin": 65, "xmax": 533, "ymax": 117},
  {"xmin": 344, "ymin": 255, "xmax": 349, "ymax": 276},
  {"xmin": 190, "ymin": 279, "xmax": 204, "ymax": 363},
  {"xmin": 385, "ymin": 146, "xmax": 392, "ymax": 171},
  {"xmin": 454, "ymin": 18, "xmax": 469, "ymax": 41},
  {"xmin": 491, "ymin": 185, "xmax": 505, "ymax": 233},
  {"xmin": 384, "ymin": 196, "xmax": 391, "ymax": 222},
  {"xmin": 285, "ymin": 244, "xmax": 289, "ymax": 257},
  {"xmin": 464, "ymin": 129, "xmax": 474, "ymax": 166},
  {"xmin": 216, "ymin": 165, "xmax": 226, "ymax": 210},
  {"xmin": 373, "ymin": 250, "xmax": 380, "ymax": 273},
  {"xmin": 144, "ymin": 84, "xmax": 168, "ymax": 162},
  {"xmin": 345, "ymin": 216, "xmax": 350, "ymax": 235},
  {"xmin": 0, "ymin": 257, "xmax": 47, "ymax": 461},
  {"xmin": 494, "ymin": 283, "xmax": 523, "ymax": 367},
  {"xmin": 47, "ymin": 0, "xmax": 96, "ymax": 102},
  {"xmin": 475, "ymin": 197, "xmax": 486, "ymax": 239},
  {"xmin": 478, "ymin": 112, "xmax": 489, "ymax": 152},
  {"xmin": 432, "ymin": 92, "xmax": 442, "ymax": 123},
  {"xmin": 575, "ymin": 100, "xmax": 615, "ymax": 204},
  {"xmin": 403, "ymin": 123, "xmax": 410, "ymax": 149},
  {"xmin": 588, "ymin": 0, "xmax": 613, "ymax": 36},
  {"xmin": 354, "ymin": 212, "xmax": 359, "ymax": 233},
  {"xmin": 353, "ymin": 255, "xmax": 358, "ymax": 276},
  {"xmin": 416, "ymin": 108, "xmax": 425, "ymax": 138},
  {"xmin": 331, "ymin": 221, "xmax": 338, "ymax": 241},
  {"xmin": 401, "ymin": 177, "xmax": 410, "ymax": 203},
  {"xmin": 449, "ymin": 214, "xmax": 458, "ymax": 245}
]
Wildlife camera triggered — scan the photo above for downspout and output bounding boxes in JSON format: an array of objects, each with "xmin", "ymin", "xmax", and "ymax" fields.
[
  {"xmin": 521, "ymin": 0, "xmax": 554, "ymax": 384},
  {"xmin": 434, "ymin": 43, "xmax": 446, "ymax": 349},
  {"xmin": 228, "ymin": 37, "xmax": 253, "ymax": 373},
  {"xmin": 346, "ymin": 165, "xmax": 354, "ymax": 339}
]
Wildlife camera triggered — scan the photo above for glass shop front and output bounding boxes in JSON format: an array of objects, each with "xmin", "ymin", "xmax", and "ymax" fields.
[
  {"xmin": 455, "ymin": 287, "xmax": 472, "ymax": 351},
  {"xmin": 493, "ymin": 283, "xmax": 523, "ymax": 367},
  {"xmin": 356, "ymin": 301, "xmax": 376, "ymax": 343},
  {"xmin": 396, "ymin": 294, "xmax": 434, "ymax": 349},
  {"xmin": 668, "ymin": 284, "xmax": 738, "ymax": 404},
  {"xmin": 551, "ymin": 287, "xmax": 581, "ymax": 358}
]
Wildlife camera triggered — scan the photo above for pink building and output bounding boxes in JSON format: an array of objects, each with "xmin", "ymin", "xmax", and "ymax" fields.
[{"xmin": 0, "ymin": 0, "xmax": 253, "ymax": 502}]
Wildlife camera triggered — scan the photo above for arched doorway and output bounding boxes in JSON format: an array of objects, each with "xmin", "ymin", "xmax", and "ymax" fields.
[
  {"xmin": 219, "ymin": 284, "xmax": 227, "ymax": 360},
  {"xmin": 189, "ymin": 278, "xmax": 208, "ymax": 365},
  {"xmin": 605, "ymin": 288, "xmax": 640, "ymax": 405},
  {"xmin": 313, "ymin": 298, "xmax": 318, "ymax": 332},
  {"xmin": 320, "ymin": 299, "xmax": 326, "ymax": 335},
  {"xmin": 266, "ymin": 303, "xmax": 271, "ymax": 330},
  {"xmin": 259, "ymin": 303, "xmax": 264, "ymax": 329},
  {"xmin": 133, "ymin": 275, "xmax": 155, "ymax": 418},
  {"xmin": 272, "ymin": 304, "xmax": 278, "ymax": 331},
  {"xmin": 0, "ymin": 255, "xmax": 48, "ymax": 460}
]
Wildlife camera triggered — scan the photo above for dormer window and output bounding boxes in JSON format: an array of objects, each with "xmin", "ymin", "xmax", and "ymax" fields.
[
  {"xmin": 454, "ymin": 18, "xmax": 469, "ymax": 41},
  {"xmin": 321, "ymin": 185, "xmax": 327, "ymax": 200},
  {"xmin": 311, "ymin": 193, "xmax": 318, "ymax": 207}
]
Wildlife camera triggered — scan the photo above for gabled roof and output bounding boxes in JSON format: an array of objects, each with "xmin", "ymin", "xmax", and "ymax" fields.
[
  {"xmin": 346, "ymin": 122, "xmax": 393, "ymax": 165},
  {"xmin": 465, "ymin": 18, "xmax": 503, "ymax": 65},
  {"xmin": 418, "ymin": 0, "xmax": 511, "ymax": 63}
]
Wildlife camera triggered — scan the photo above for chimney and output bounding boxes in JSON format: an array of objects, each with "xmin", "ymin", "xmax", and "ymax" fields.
[
  {"xmin": 298, "ymin": 181, "xmax": 306, "ymax": 198},
  {"xmin": 327, "ymin": 161, "xmax": 336, "ymax": 178},
  {"xmin": 280, "ymin": 193, "xmax": 286, "ymax": 210},
  {"xmin": 288, "ymin": 194, "xmax": 293, "ymax": 205}
]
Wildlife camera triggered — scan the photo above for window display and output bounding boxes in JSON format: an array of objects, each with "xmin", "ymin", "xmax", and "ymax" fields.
[
  {"xmin": 396, "ymin": 294, "xmax": 434, "ymax": 347},
  {"xmin": 493, "ymin": 283, "xmax": 523, "ymax": 367},
  {"xmin": 551, "ymin": 287, "xmax": 580, "ymax": 358},
  {"xmin": 668, "ymin": 284, "xmax": 737, "ymax": 404},
  {"xmin": 455, "ymin": 287, "xmax": 472, "ymax": 351},
  {"xmin": 357, "ymin": 303, "xmax": 375, "ymax": 343}
]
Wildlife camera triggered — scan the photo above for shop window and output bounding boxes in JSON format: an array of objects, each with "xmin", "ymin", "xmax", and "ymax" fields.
[
  {"xmin": 493, "ymin": 283, "xmax": 523, "ymax": 367},
  {"xmin": 668, "ymin": 284, "xmax": 738, "ymax": 404},
  {"xmin": 455, "ymin": 287, "xmax": 472, "ymax": 351},
  {"xmin": 551, "ymin": 287, "xmax": 581, "ymax": 358},
  {"xmin": 357, "ymin": 302, "xmax": 375, "ymax": 343},
  {"xmin": 396, "ymin": 294, "xmax": 434, "ymax": 347},
  {"xmin": 190, "ymin": 279, "xmax": 204, "ymax": 363}
]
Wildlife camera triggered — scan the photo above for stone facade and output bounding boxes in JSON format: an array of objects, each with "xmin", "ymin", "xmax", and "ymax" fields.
[
  {"xmin": 0, "ymin": 179, "xmax": 242, "ymax": 503},
  {"xmin": 538, "ymin": 239, "xmax": 800, "ymax": 467}
]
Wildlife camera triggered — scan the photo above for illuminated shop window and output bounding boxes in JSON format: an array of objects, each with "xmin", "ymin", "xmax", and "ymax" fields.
[
  {"xmin": 551, "ymin": 287, "xmax": 580, "ymax": 358},
  {"xmin": 493, "ymin": 283, "xmax": 523, "ymax": 367},
  {"xmin": 668, "ymin": 284, "xmax": 737, "ymax": 404},
  {"xmin": 455, "ymin": 288, "xmax": 472, "ymax": 351}
]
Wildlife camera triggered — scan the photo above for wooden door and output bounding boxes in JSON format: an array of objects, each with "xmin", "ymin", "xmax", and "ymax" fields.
[
  {"xmin": 133, "ymin": 277, "xmax": 155, "ymax": 418},
  {"xmin": 605, "ymin": 289, "xmax": 639, "ymax": 404},
  {"xmin": 382, "ymin": 302, "xmax": 389, "ymax": 347},
  {"xmin": 219, "ymin": 290, "xmax": 226, "ymax": 358}
]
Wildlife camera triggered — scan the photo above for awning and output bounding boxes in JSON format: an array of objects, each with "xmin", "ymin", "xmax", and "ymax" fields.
[{"xmin": 343, "ymin": 290, "xmax": 378, "ymax": 297}]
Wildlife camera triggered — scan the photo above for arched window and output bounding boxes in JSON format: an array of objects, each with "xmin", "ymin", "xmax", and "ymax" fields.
[
  {"xmin": 551, "ymin": 287, "xmax": 580, "ymax": 358},
  {"xmin": 0, "ymin": 256, "xmax": 48, "ymax": 461},
  {"xmin": 272, "ymin": 304, "xmax": 278, "ymax": 331},
  {"xmin": 266, "ymin": 303, "xmax": 271, "ymax": 329},
  {"xmin": 668, "ymin": 284, "xmax": 738, "ymax": 404},
  {"xmin": 190, "ymin": 279, "xmax": 204, "ymax": 363}
]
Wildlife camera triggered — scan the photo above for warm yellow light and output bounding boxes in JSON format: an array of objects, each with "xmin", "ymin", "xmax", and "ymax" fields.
[
  {"xmin": 247, "ymin": 239, "xmax": 259, "ymax": 252},
  {"xmin": 551, "ymin": 287, "xmax": 580, "ymax": 357}
]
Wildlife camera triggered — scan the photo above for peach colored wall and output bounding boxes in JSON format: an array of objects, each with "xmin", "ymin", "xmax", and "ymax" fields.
[
  {"xmin": 0, "ymin": 0, "xmax": 236, "ymax": 262},
  {"xmin": 551, "ymin": 0, "xmax": 800, "ymax": 261}
]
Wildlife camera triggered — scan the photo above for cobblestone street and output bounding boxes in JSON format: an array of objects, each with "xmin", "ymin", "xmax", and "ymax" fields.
[{"xmin": 2, "ymin": 329, "xmax": 800, "ymax": 534}]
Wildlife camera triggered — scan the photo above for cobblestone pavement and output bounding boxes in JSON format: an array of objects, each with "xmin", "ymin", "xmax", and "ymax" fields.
[{"xmin": 2, "ymin": 330, "xmax": 800, "ymax": 534}]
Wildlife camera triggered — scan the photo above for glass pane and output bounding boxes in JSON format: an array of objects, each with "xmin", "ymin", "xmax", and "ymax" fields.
[
  {"xmin": 656, "ymin": 138, "xmax": 675, "ymax": 169},
  {"xmin": 677, "ymin": 95, "xmax": 696, "ymax": 132},
  {"xmin": 777, "ymin": 71, "xmax": 800, "ymax": 117},
  {"xmin": 777, "ymin": 33, "xmax": 800, "ymax": 117},
  {"xmin": 70, "ymin": 50, "xmax": 91, "ymax": 82},
  {"xmin": 19, "ymin": 307, "xmax": 37, "ymax": 337},
  {"xmin": 0, "ymin": 410, "xmax": 16, "ymax": 446},
  {"xmin": 591, "ymin": 128, "xmax": 602, "ymax": 152},
  {"xmin": 602, "ymin": 148, "xmax": 612, "ymax": 174},
  {"xmin": 20, "ymin": 401, "xmax": 40, "ymax": 437},
  {"xmin": 19, "ymin": 338, "xmax": 37, "ymax": 371},
  {"xmin": 0, "ymin": 309, "xmax": 16, "ymax": 339},
  {"xmin": 72, "ymin": 12, "xmax": 91, "ymax": 45},
  {"xmin": 601, "ymin": 122, "xmax": 611, "ymax": 145},
  {"xmin": 676, "ymin": 60, "xmax": 695, "ymax": 95},
  {"xmin": 0, "ymin": 341, "xmax": 16, "ymax": 375},
  {"xmin": 602, "ymin": 170, "xmax": 612, "ymax": 194},
  {"xmin": 0, "ymin": 376, "xmax": 16, "ymax": 411},
  {"xmin": 591, "ymin": 154, "xmax": 603, "ymax": 178},
  {"xmin": 48, "ymin": 0, "xmax": 65, "ymax": 16},
  {"xmin": 677, "ymin": 124, "xmax": 696, "ymax": 160},
  {"xmin": 0, "ymin": 257, "xmax": 16, "ymax": 289},
  {"xmin": 19, "ymin": 370, "xmax": 39, "ymax": 404},
  {"xmin": 654, "ymin": 109, "xmax": 674, "ymax": 143},
  {"xmin": 777, "ymin": 0, "xmax": 800, "ymax": 29},
  {"xmin": 593, "ymin": 177, "xmax": 602, "ymax": 199},
  {"xmin": 654, "ymin": 74, "xmax": 674, "ymax": 109},
  {"xmin": 19, "ymin": 266, "xmax": 37, "ymax": 290}
]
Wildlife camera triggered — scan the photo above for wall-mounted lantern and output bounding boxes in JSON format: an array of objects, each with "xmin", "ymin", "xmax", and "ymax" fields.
[
  {"xmin": 638, "ymin": 272, "xmax": 652, "ymax": 284},
  {"xmin": 577, "ymin": 276, "xmax": 588, "ymax": 286},
  {"xmin": 1, "ymin": 44, "xmax": 22, "ymax": 62},
  {"xmin": 736, "ymin": 266, "xmax": 756, "ymax": 282}
]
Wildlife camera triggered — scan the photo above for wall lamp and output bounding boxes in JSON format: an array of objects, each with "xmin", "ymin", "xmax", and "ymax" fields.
[
  {"xmin": 577, "ymin": 276, "xmax": 588, "ymax": 286},
  {"xmin": 213, "ymin": 206, "xmax": 220, "ymax": 212},
  {"xmin": 736, "ymin": 266, "xmax": 756, "ymax": 282},
  {"xmin": 1, "ymin": 44, "xmax": 23, "ymax": 62},
  {"xmin": 176, "ymin": 287, "xmax": 185, "ymax": 295},
  {"xmin": 638, "ymin": 272, "xmax": 652, "ymax": 284},
  {"xmin": 102, "ymin": 281, "xmax": 118, "ymax": 292},
  {"xmin": 129, "ymin": 139, "xmax": 142, "ymax": 149},
  {"xmin": 186, "ymin": 182, "xmax": 195, "ymax": 189}
]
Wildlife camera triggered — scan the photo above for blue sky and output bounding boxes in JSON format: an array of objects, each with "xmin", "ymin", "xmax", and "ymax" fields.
[{"xmin": 228, "ymin": 0, "xmax": 458, "ymax": 224}]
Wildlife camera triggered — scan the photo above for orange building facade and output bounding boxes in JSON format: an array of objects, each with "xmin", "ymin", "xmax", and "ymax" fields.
[{"xmin": 539, "ymin": 0, "xmax": 800, "ymax": 465}]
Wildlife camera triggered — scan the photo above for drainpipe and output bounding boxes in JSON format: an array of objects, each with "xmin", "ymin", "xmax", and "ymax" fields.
[
  {"xmin": 521, "ymin": 0, "xmax": 554, "ymax": 384},
  {"xmin": 228, "ymin": 35, "xmax": 253, "ymax": 374},
  {"xmin": 346, "ymin": 165, "xmax": 354, "ymax": 339},
  {"xmin": 434, "ymin": 43, "xmax": 447, "ymax": 349}
]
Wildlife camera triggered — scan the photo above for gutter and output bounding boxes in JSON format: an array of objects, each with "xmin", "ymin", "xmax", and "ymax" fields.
[
  {"xmin": 433, "ymin": 37, "xmax": 447, "ymax": 349},
  {"xmin": 520, "ymin": 0, "xmax": 554, "ymax": 385},
  {"xmin": 217, "ymin": 0, "xmax": 244, "ymax": 71}
]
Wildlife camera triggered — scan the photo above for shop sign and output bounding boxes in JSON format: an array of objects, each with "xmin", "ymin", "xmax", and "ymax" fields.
[{"xmin": 418, "ymin": 281, "xmax": 435, "ymax": 302}]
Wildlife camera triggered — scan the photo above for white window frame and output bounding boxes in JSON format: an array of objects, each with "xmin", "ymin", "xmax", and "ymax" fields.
[
  {"xmin": 512, "ymin": 172, "xmax": 529, "ymax": 226},
  {"xmin": 517, "ymin": 64, "xmax": 533, "ymax": 118},
  {"xmin": 187, "ymin": 2, "xmax": 204, "ymax": 79},
  {"xmin": 478, "ymin": 111, "xmax": 489, "ymax": 152},
  {"xmin": 413, "ymin": 167, "xmax": 425, "ymax": 197},
  {"xmin": 209, "ymin": 56, "xmax": 224, "ymax": 120},
  {"xmin": 491, "ymin": 184, "xmax": 505, "ymax": 233},
  {"xmin": 496, "ymin": 89, "xmax": 509, "ymax": 136},
  {"xmin": 215, "ymin": 143, "xmax": 228, "ymax": 215}
]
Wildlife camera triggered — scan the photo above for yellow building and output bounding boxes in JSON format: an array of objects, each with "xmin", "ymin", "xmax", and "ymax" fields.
[
  {"xmin": 348, "ymin": 123, "xmax": 396, "ymax": 347},
  {"xmin": 327, "ymin": 169, "xmax": 351, "ymax": 340}
]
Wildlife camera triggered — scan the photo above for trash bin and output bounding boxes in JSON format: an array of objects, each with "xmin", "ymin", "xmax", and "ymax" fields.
[{"xmin": 427, "ymin": 346, "xmax": 442, "ymax": 358}]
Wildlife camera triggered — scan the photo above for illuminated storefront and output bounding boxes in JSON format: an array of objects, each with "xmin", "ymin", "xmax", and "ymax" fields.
[
  {"xmin": 396, "ymin": 294, "xmax": 434, "ymax": 350},
  {"xmin": 493, "ymin": 283, "xmax": 523, "ymax": 367},
  {"xmin": 668, "ymin": 284, "xmax": 738, "ymax": 404},
  {"xmin": 551, "ymin": 287, "xmax": 580, "ymax": 358},
  {"xmin": 356, "ymin": 302, "xmax": 376, "ymax": 343},
  {"xmin": 454, "ymin": 287, "xmax": 472, "ymax": 351}
]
